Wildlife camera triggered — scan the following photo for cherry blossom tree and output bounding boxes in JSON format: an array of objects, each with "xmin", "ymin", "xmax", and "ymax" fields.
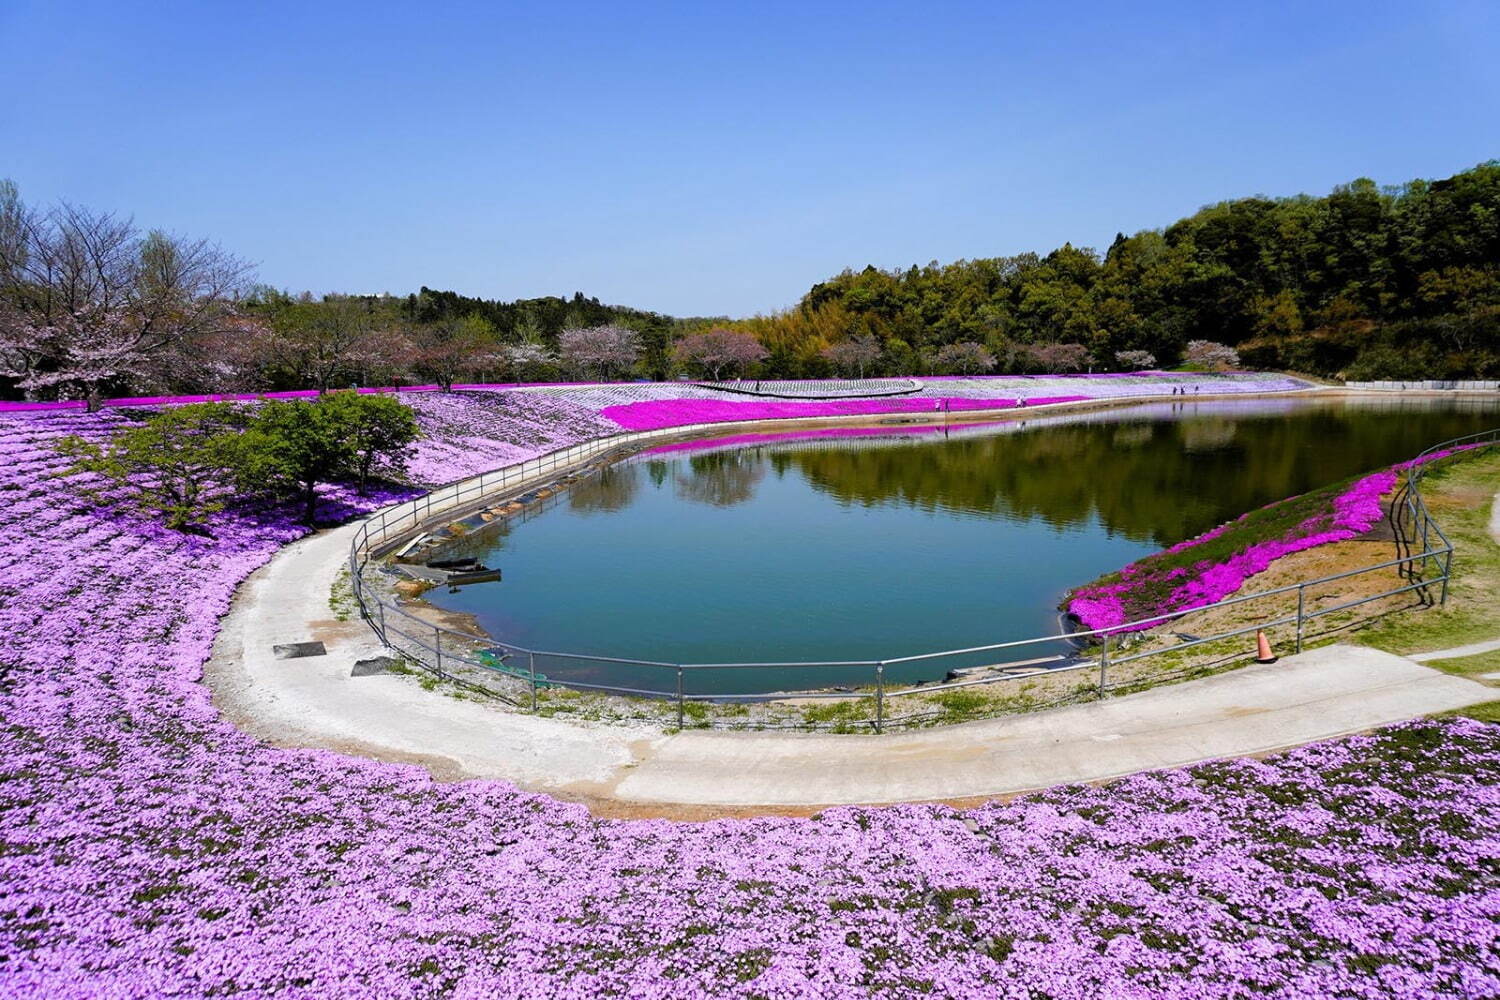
[
  {"xmin": 673, "ymin": 328, "xmax": 769, "ymax": 380},
  {"xmin": 1114, "ymin": 349, "xmax": 1157, "ymax": 371},
  {"xmin": 931, "ymin": 341, "xmax": 995, "ymax": 375},
  {"xmin": 504, "ymin": 342, "xmax": 559, "ymax": 382},
  {"xmin": 409, "ymin": 314, "xmax": 504, "ymax": 390},
  {"xmin": 821, "ymin": 334, "xmax": 882, "ymax": 378},
  {"xmin": 558, "ymin": 324, "xmax": 640, "ymax": 380},
  {"xmin": 1185, "ymin": 340, "xmax": 1242, "ymax": 371},
  {"xmin": 0, "ymin": 184, "xmax": 252, "ymax": 404},
  {"xmin": 1025, "ymin": 342, "xmax": 1092, "ymax": 373},
  {"xmin": 177, "ymin": 313, "xmax": 278, "ymax": 391}
]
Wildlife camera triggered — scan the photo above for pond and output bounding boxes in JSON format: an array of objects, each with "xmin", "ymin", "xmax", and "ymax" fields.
[{"xmin": 421, "ymin": 395, "xmax": 1499, "ymax": 694}]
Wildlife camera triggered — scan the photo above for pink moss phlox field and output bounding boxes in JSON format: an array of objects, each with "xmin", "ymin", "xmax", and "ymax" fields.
[
  {"xmin": 602, "ymin": 396, "xmax": 1090, "ymax": 431},
  {"xmin": 0, "ymin": 383, "xmax": 598, "ymax": 413},
  {"xmin": 401, "ymin": 390, "xmax": 617, "ymax": 486},
  {"xmin": 2, "ymin": 400, "xmax": 1498, "ymax": 997},
  {"xmin": 1067, "ymin": 446, "xmax": 1489, "ymax": 632}
]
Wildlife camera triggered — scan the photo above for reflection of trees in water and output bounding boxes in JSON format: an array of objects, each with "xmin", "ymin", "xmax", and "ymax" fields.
[
  {"xmin": 674, "ymin": 450, "xmax": 767, "ymax": 507},
  {"xmin": 1180, "ymin": 419, "xmax": 1237, "ymax": 453},
  {"xmin": 1111, "ymin": 423, "xmax": 1154, "ymax": 449},
  {"xmin": 569, "ymin": 463, "xmax": 641, "ymax": 513},
  {"xmin": 785, "ymin": 406, "xmax": 1497, "ymax": 547}
]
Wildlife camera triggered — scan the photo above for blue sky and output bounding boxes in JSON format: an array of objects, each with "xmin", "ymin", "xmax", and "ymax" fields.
[{"xmin": 2, "ymin": 1, "xmax": 1495, "ymax": 317}]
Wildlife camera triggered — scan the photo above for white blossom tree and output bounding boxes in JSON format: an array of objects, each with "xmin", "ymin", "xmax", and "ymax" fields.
[
  {"xmin": 821, "ymin": 334, "xmax": 882, "ymax": 378},
  {"xmin": 932, "ymin": 341, "xmax": 995, "ymax": 375},
  {"xmin": 558, "ymin": 324, "xmax": 641, "ymax": 380},
  {"xmin": 1025, "ymin": 342, "xmax": 1092, "ymax": 373},
  {"xmin": 1184, "ymin": 340, "xmax": 1241, "ymax": 371},
  {"xmin": 504, "ymin": 342, "xmax": 559, "ymax": 382},
  {"xmin": 0, "ymin": 182, "xmax": 252, "ymax": 404},
  {"xmin": 673, "ymin": 328, "xmax": 768, "ymax": 380},
  {"xmin": 1113, "ymin": 349, "xmax": 1157, "ymax": 370}
]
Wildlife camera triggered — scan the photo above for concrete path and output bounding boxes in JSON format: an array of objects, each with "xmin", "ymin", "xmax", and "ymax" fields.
[
  {"xmin": 609, "ymin": 647, "xmax": 1488, "ymax": 805},
  {"xmin": 206, "ymin": 518, "xmax": 1495, "ymax": 810},
  {"xmin": 1411, "ymin": 640, "xmax": 1500, "ymax": 662}
]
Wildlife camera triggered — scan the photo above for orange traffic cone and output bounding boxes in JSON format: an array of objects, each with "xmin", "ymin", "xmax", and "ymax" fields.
[{"xmin": 1254, "ymin": 629, "xmax": 1279, "ymax": 664}]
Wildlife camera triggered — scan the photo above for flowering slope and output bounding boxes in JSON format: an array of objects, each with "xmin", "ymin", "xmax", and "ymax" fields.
[
  {"xmin": 401, "ymin": 390, "xmax": 616, "ymax": 485},
  {"xmin": 531, "ymin": 371, "xmax": 1309, "ymax": 416},
  {"xmin": 602, "ymin": 395, "xmax": 1090, "ymax": 431},
  {"xmin": 1, "ymin": 407, "xmax": 1497, "ymax": 998},
  {"xmin": 1065, "ymin": 448, "xmax": 1486, "ymax": 631}
]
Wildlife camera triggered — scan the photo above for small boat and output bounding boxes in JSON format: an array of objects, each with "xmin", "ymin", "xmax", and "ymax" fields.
[
  {"xmin": 427, "ymin": 557, "xmax": 482, "ymax": 571},
  {"xmin": 394, "ymin": 559, "xmax": 502, "ymax": 587}
]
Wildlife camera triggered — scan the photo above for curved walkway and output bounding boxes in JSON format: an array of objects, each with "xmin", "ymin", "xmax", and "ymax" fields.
[{"xmin": 207, "ymin": 517, "xmax": 1495, "ymax": 813}]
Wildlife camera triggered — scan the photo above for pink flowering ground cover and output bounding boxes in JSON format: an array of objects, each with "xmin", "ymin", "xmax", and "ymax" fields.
[
  {"xmin": 1, "ymin": 405, "xmax": 1499, "ymax": 997},
  {"xmin": 1065, "ymin": 448, "xmax": 1484, "ymax": 631},
  {"xmin": 602, "ymin": 395, "xmax": 1090, "ymax": 431},
  {"xmin": 401, "ymin": 390, "xmax": 618, "ymax": 485}
]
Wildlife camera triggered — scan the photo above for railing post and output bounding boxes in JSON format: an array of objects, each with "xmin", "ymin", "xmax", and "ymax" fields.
[
  {"xmin": 1098, "ymin": 636, "xmax": 1110, "ymax": 697},
  {"xmin": 875, "ymin": 663, "xmax": 885, "ymax": 734},
  {"xmin": 1295, "ymin": 583, "xmax": 1305, "ymax": 654},
  {"xmin": 529, "ymin": 651, "xmax": 538, "ymax": 712},
  {"xmin": 1441, "ymin": 548, "xmax": 1453, "ymax": 606},
  {"xmin": 434, "ymin": 625, "xmax": 442, "ymax": 675},
  {"xmin": 676, "ymin": 667, "xmax": 685, "ymax": 728},
  {"xmin": 377, "ymin": 596, "xmax": 387, "ymax": 645}
]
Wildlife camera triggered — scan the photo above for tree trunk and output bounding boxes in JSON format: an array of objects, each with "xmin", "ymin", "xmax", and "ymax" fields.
[{"xmin": 304, "ymin": 481, "xmax": 318, "ymax": 525}]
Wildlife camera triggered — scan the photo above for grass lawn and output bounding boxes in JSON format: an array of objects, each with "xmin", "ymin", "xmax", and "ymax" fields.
[
  {"xmin": 1350, "ymin": 450, "xmax": 1500, "ymax": 655},
  {"xmin": 1425, "ymin": 647, "xmax": 1500, "ymax": 679},
  {"xmin": 1446, "ymin": 700, "xmax": 1500, "ymax": 723}
]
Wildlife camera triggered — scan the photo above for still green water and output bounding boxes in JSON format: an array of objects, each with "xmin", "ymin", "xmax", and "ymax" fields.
[{"xmin": 424, "ymin": 396, "xmax": 1498, "ymax": 693}]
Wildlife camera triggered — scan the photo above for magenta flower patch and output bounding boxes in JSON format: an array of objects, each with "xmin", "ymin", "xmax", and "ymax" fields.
[{"xmin": 602, "ymin": 395, "xmax": 1091, "ymax": 431}]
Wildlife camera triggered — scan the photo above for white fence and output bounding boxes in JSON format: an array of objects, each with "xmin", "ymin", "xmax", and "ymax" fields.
[{"xmin": 1345, "ymin": 380, "xmax": 1500, "ymax": 391}]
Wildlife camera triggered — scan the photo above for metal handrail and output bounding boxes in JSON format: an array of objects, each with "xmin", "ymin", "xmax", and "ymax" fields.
[{"xmin": 347, "ymin": 423, "xmax": 1499, "ymax": 732}]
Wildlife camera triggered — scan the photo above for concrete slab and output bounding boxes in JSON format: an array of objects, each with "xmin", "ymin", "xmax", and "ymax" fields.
[{"xmin": 273, "ymin": 641, "xmax": 326, "ymax": 659}]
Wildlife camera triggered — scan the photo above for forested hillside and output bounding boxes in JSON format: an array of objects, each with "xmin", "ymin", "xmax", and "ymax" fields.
[{"xmin": 713, "ymin": 161, "xmax": 1499, "ymax": 379}]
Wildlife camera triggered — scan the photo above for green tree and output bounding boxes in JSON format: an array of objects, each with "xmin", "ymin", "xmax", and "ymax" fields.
[
  {"xmin": 240, "ymin": 399, "xmax": 353, "ymax": 524},
  {"xmin": 241, "ymin": 394, "xmax": 419, "ymax": 524},
  {"xmin": 57, "ymin": 403, "xmax": 250, "ymax": 532},
  {"xmin": 318, "ymin": 391, "xmax": 421, "ymax": 494}
]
